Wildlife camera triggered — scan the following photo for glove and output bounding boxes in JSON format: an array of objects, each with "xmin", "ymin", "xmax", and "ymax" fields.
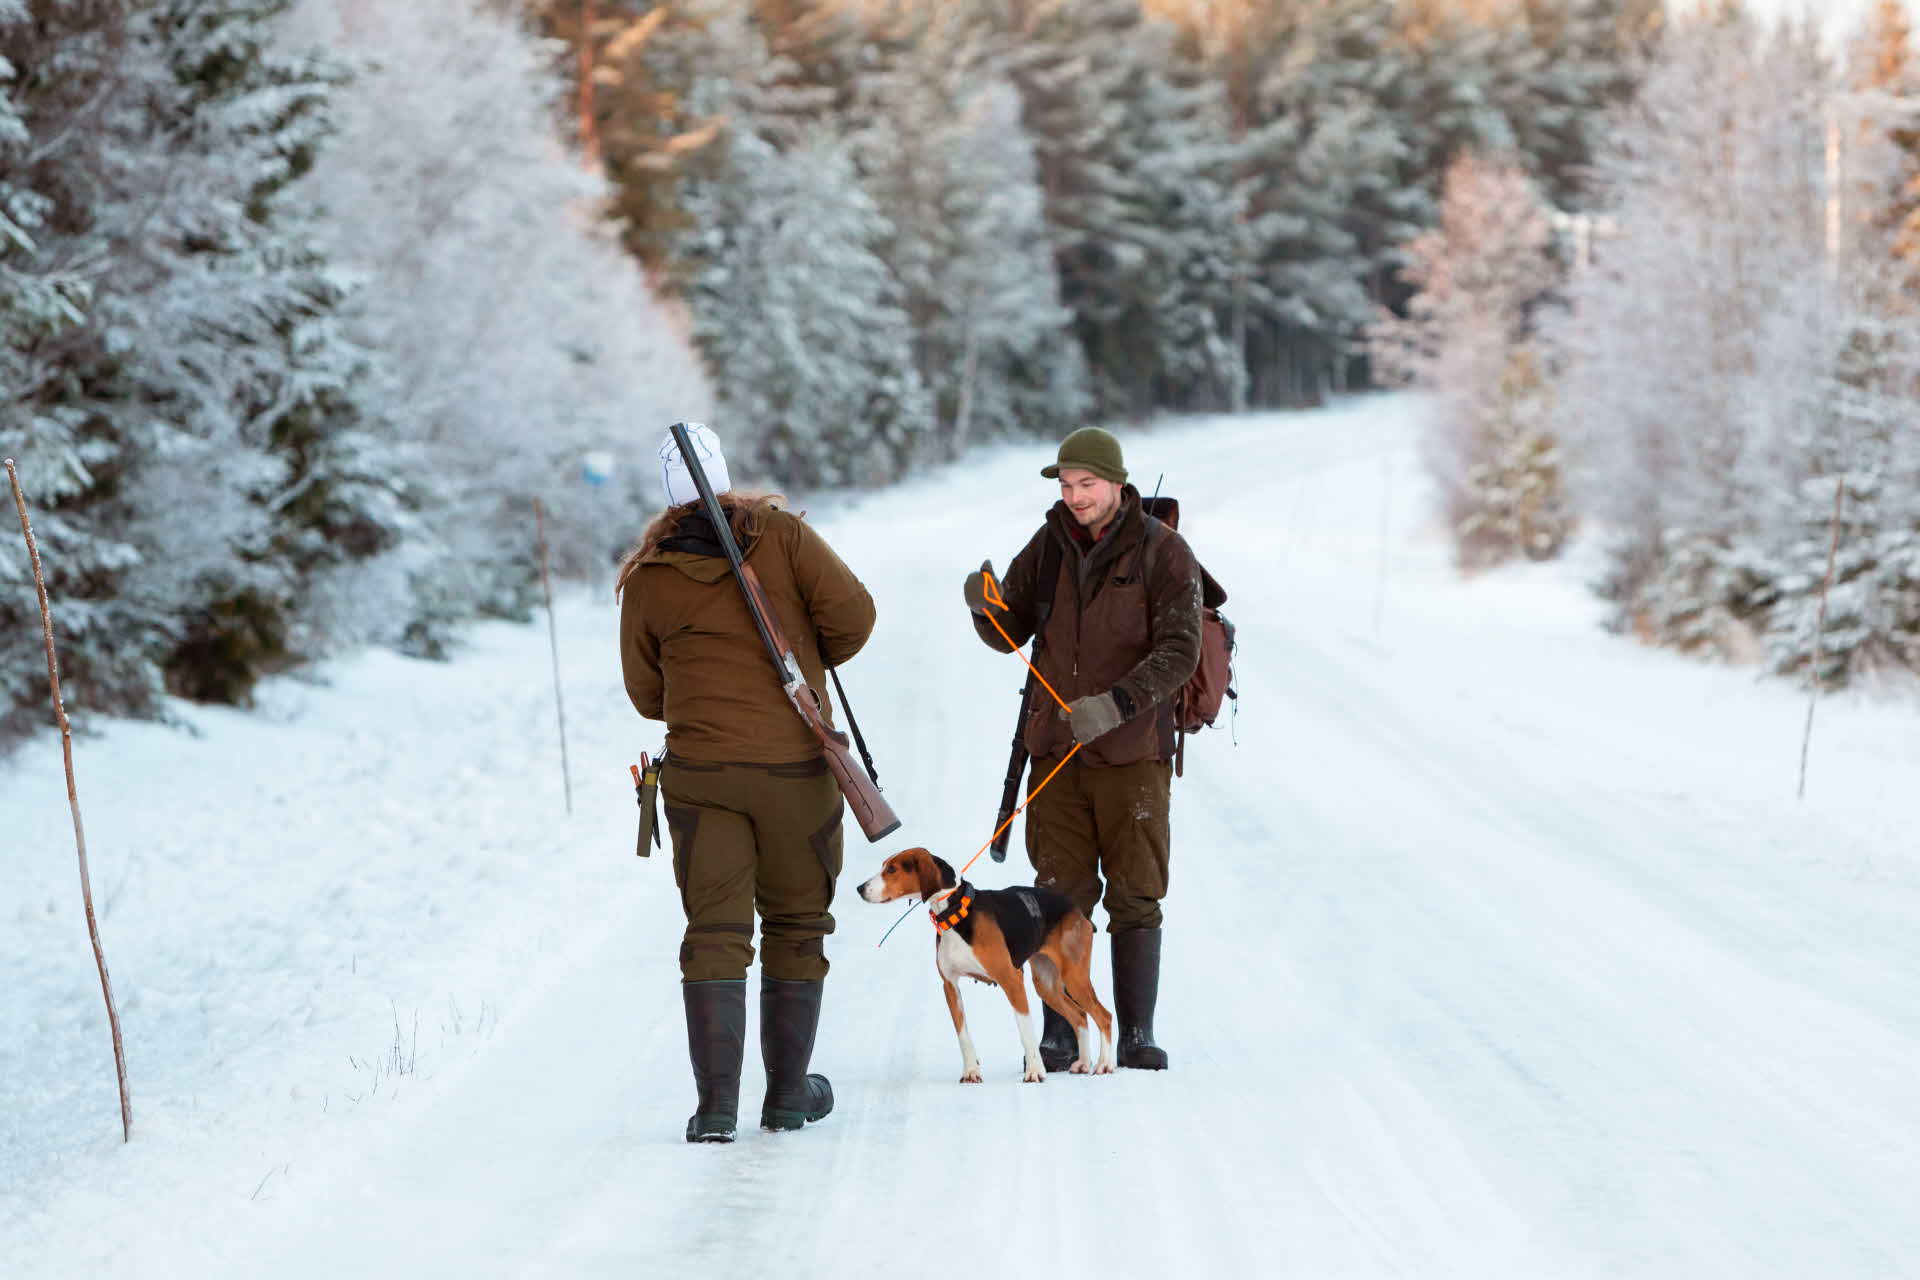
[
  {"xmin": 1057, "ymin": 691, "xmax": 1125, "ymax": 745},
  {"xmin": 963, "ymin": 559, "xmax": 996, "ymax": 615}
]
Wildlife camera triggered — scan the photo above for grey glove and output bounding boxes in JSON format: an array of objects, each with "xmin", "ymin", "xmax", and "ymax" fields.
[
  {"xmin": 963, "ymin": 559, "xmax": 996, "ymax": 615},
  {"xmin": 1058, "ymin": 691, "xmax": 1124, "ymax": 745}
]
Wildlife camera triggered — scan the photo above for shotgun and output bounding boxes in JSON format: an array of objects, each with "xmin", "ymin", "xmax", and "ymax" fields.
[
  {"xmin": 666, "ymin": 421, "xmax": 901, "ymax": 842},
  {"xmin": 987, "ymin": 676, "xmax": 1036, "ymax": 862},
  {"xmin": 986, "ymin": 532, "xmax": 1063, "ymax": 862}
]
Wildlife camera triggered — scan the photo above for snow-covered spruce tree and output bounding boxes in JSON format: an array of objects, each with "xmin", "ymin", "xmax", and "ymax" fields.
[
  {"xmin": 135, "ymin": 0, "xmax": 410, "ymax": 703},
  {"xmin": 1509, "ymin": 0, "xmax": 1660, "ymax": 210},
  {"xmin": 1755, "ymin": 314, "xmax": 1920, "ymax": 687},
  {"xmin": 1228, "ymin": 0, "xmax": 1413, "ymax": 405},
  {"xmin": 662, "ymin": 2, "xmax": 930, "ymax": 487},
  {"xmin": 281, "ymin": 0, "xmax": 710, "ymax": 654},
  {"xmin": 1747, "ymin": 4, "xmax": 1920, "ymax": 688},
  {"xmin": 1150, "ymin": 0, "xmax": 1648, "ymax": 405},
  {"xmin": 848, "ymin": 5, "xmax": 1088, "ymax": 457},
  {"xmin": 1336, "ymin": 0, "xmax": 1518, "ymax": 320},
  {"xmin": 852, "ymin": 25, "xmax": 1090, "ymax": 454},
  {"xmin": 681, "ymin": 124, "xmax": 932, "ymax": 487},
  {"xmin": 2, "ymin": 0, "xmax": 404, "ymax": 733},
  {"xmin": 1128, "ymin": 25, "xmax": 1246, "ymax": 413},
  {"xmin": 1549, "ymin": 12, "xmax": 1838, "ymax": 660},
  {"xmin": 1, "ymin": 2, "xmax": 118, "ymax": 742},
  {"xmin": 1004, "ymin": 0, "xmax": 1240, "ymax": 419},
  {"xmin": 1404, "ymin": 0, "xmax": 1652, "ymax": 219},
  {"xmin": 1371, "ymin": 149, "xmax": 1567, "ymax": 567}
]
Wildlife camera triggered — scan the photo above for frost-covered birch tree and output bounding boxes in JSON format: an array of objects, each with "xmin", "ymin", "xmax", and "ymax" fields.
[
  {"xmin": 281, "ymin": 0, "xmax": 711, "ymax": 652},
  {"xmin": 1548, "ymin": 9, "xmax": 1920, "ymax": 682}
]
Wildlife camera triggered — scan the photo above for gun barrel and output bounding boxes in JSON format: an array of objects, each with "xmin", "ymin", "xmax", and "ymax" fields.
[{"xmin": 666, "ymin": 421, "xmax": 898, "ymax": 843}]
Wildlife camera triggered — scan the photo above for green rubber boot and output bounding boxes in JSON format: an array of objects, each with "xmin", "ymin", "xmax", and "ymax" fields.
[
  {"xmin": 1039, "ymin": 1004, "xmax": 1078, "ymax": 1073},
  {"xmin": 759, "ymin": 977, "xmax": 834, "ymax": 1131},
  {"xmin": 683, "ymin": 980, "xmax": 746, "ymax": 1142},
  {"xmin": 1112, "ymin": 929, "xmax": 1169, "ymax": 1071}
]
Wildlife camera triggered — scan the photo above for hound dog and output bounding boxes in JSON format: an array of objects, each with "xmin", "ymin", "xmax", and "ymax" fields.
[{"xmin": 859, "ymin": 848, "xmax": 1115, "ymax": 1083}]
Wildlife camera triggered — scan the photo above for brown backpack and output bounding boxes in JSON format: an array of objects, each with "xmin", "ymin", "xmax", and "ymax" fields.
[
  {"xmin": 1139, "ymin": 499, "xmax": 1237, "ymax": 768},
  {"xmin": 1177, "ymin": 604, "xmax": 1236, "ymax": 734}
]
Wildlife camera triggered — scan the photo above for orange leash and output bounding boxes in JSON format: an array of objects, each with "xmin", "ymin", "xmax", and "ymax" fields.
[
  {"xmin": 953, "ymin": 742, "xmax": 1079, "ymax": 882},
  {"xmin": 980, "ymin": 571, "xmax": 1071, "ymax": 715},
  {"xmin": 877, "ymin": 742, "xmax": 1082, "ymax": 947},
  {"xmin": 877, "ymin": 573, "xmax": 1083, "ymax": 945}
]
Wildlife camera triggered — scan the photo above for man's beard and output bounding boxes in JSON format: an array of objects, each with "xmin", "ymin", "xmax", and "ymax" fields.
[{"xmin": 1076, "ymin": 494, "xmax": 1118, "ymax": 528}]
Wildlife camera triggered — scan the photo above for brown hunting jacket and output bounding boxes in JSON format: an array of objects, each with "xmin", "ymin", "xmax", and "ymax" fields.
[
  {"xmin": 621, "ymin": 505, "xmax": 875, "ymax": 764},
  {"xmin": 974, "ymin": 487, "xmax": 1203, "ymax": 767}
]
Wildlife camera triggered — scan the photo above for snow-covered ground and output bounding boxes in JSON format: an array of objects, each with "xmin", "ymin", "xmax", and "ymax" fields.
[{"xmin": 5, "ymin": 398, "xmax": 1918, "ymax": 1278}]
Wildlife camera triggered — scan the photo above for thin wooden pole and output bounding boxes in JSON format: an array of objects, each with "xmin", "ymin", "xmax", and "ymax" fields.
[
  {"xmin": 5, "ymin": 458, "xmax": 131, "ymax": 1142},
  {"xmin": 1798, "ymin": 476, "xmax": 1846, "ymax": 801},
  {"xmin": 533, "ymin": 497, "xmax": 573, "ymax": 814}
]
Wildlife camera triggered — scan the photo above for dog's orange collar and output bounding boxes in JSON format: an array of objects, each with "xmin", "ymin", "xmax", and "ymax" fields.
[{"xmin": 930, "ymin": 887, "xmax": 974, "ymax": 933}]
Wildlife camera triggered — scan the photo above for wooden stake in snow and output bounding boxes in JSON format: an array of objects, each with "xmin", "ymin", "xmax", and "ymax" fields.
[
  {"xmin": 534, "ymin": 497, "xmax": 573, "ymax": 815},
  {"xmin": 5, "ymin": 458, "xmax": 132, "ymax": 1142},
  {"xmin": 1798, "ymin": 476, "xmax": 1846, "ymax": 802}
]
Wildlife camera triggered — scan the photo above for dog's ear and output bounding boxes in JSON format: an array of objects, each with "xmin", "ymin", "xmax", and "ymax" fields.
[{"xmin": 933, "ymin": 855, "xmax": 957, "ymax": 889}]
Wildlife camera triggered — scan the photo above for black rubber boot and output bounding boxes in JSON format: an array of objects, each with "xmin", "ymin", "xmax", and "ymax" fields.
[
  {"xmin": 1039, "ymin": 1003, "xmax": 1078, "ymax": 1073},
  {"xmin": 1112, "ymin": 929, "xmax": 1169, "ymax": 1070},
  {"xmin": 759, "ymin": 977, "xmax": 834, "ymax": 1131},
  {"xmin": 683, "ymin": 980, "xmax": 746, "ymax": 1142}
]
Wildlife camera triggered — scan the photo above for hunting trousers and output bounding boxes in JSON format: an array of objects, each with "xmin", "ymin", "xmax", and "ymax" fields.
[
  {"xmin": 1024, "ymin": 753, "xmax": 1172, "ymax": 933},
  {"xmin": 661, "ymin": 757, "xmax": 845, "ymax": 983}
]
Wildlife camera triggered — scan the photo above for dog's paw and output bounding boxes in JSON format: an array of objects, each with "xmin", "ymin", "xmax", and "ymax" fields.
[
  {"xmin": 1094, "ymin": 1061, "xmax": 1114, "ymax": 1076},
  {"xmin": 1069, "ymin": 1059, "xmax": 1091, "ymax": 1075},
  {"xmin": 960, "ymin": 1069, "xmax": 983, "ymax": 1084},
  {"xmin": 1022, "ymin": 1066, "xmax": 1046, "ymax": 1083}
]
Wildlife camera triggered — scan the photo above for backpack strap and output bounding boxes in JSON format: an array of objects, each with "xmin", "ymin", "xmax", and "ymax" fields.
[
  {"xmin": 1140, "ymin": 515, "xmax": 1170, "ymax": 574},
  {"xmin": 1137, "ymin": 517, "xmax": 1189, "ymax": 775},
  {"xmin": 1031, "ymin": 529, "xmax": 1065, "ymax": 654}
]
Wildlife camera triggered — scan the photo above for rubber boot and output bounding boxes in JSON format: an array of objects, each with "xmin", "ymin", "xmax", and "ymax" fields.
[
  {"xmin": 1112, "ymin": 929, "xmax": 1169, "ymax": 1070},
  {"xmin": 683, "ymin": 980, "xmax": 746, "ymax": 1142},
  {"xmin": 1039, "ymin": 1004, "xmax": 1078, "ymax": 1073},
  {"xmin": 759, "ymin": 977, "xmax": 834, "ymax": 1131}
]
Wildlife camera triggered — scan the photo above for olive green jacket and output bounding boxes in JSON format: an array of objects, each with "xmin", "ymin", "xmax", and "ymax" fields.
[{"xmin": 621, "ymin": 507, "xmax": 875, "ymax": 763}]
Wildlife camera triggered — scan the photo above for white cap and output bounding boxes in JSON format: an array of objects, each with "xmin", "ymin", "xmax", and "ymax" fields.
[{"xmin": 658, "ymin": 422, "xmax": 730, "ymax": 507}]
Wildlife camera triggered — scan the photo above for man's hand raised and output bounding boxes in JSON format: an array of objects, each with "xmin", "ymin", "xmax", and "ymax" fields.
[{"xmin": 963, "ymin": 559, "xmax": 997, "ymax": 615}]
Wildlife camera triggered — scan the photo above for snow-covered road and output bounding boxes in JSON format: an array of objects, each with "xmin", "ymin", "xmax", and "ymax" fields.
[{"xmin": 5, "ymin": 399, "xmax": 1918, "ymax": 1277}]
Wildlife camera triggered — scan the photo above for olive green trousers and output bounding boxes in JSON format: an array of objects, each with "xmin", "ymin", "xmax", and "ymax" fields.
[
  {"xmin": 661, "ymin": 757, "xmax": 845, "ymax": 982},
  {"xmin": 1024, "ymin": 754, "xmax": 1172, "ymax": 933}
]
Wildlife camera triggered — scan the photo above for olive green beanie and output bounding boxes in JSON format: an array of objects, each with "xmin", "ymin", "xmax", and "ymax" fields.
[{"xmin": 1041, "ymin": 427, "xmax": 1127, "ymax": 484}]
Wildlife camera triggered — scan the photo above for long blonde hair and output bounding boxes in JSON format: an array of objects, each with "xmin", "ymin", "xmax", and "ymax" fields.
[{"xmin": 614, "ymin": 491, "xmax": 788, "ymax": 599}]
